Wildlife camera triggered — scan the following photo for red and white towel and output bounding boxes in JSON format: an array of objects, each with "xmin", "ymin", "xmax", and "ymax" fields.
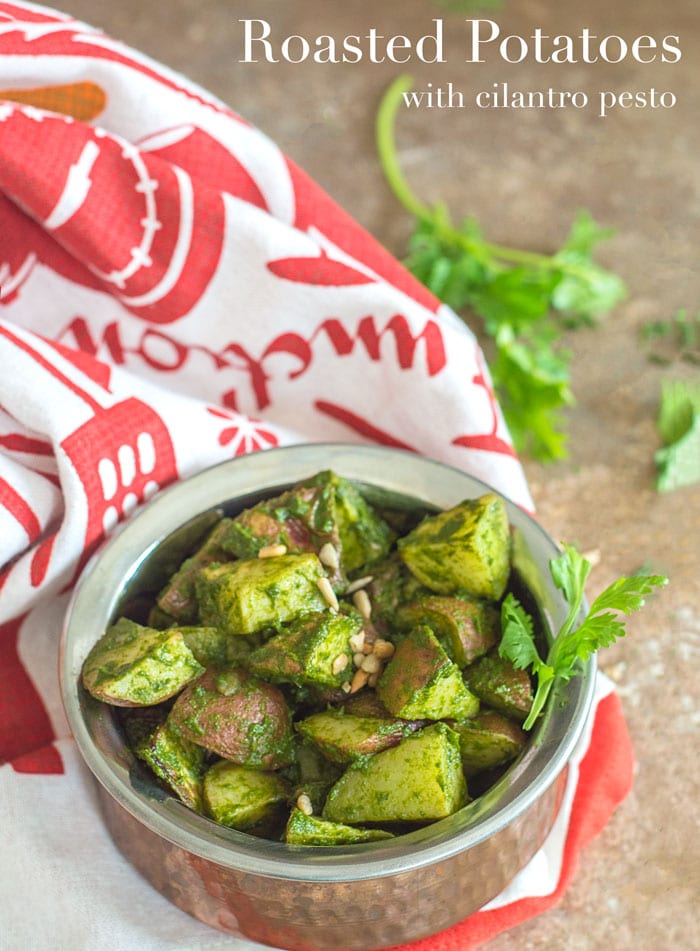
[{"xmin": 0, "ymin": 3, "xmax": 633, "ymax": 948}]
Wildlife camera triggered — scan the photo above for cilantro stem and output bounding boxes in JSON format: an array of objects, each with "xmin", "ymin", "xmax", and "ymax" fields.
[
  {"xmin": 522, "ymin": 668, "xmax": 555, "ymax": 731},
  {"xmin": 375, "ymin": 74, "xmax": 432, "ymax": 223},
  {"xmin": 376, "ymin": 74, "xmax": 570, "ymax": 274}
]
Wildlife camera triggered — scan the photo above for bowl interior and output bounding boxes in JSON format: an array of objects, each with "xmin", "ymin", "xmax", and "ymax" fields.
[{"xmin": 60, "ymin": 443, "xmax": 596, "ymax": 882}]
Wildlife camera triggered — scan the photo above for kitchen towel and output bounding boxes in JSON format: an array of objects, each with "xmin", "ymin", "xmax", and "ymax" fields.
[{"xmin": 0, "ymin": 3, "xmax": 633, "ymax": 949}]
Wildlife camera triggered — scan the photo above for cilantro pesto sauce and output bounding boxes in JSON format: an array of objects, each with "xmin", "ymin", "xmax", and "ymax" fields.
[{"xmin": 81, "ymin": 471, "xmax": 532, "ymax": 845}]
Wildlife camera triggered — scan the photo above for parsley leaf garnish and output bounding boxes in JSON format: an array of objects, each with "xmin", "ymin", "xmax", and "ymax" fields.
[
  {"xmin": 376, "ymin": 75, "xmax": 627, "ymax": 461},
  {"xmin": 499, "ymin": 544, "xmax": 668, "ymax": 729}
]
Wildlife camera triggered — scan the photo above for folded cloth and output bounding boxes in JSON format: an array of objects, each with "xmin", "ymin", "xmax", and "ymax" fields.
[{"xmin": 0, "ymin": 3, "xmax": 634, "ymax": 949}]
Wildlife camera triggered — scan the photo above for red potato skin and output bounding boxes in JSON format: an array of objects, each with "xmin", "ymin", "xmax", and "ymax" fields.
[
  {"xmin": 376, "ymin": 629, "xmax": 451, "ymax": 715},
  {"xmin": 341, "ymin": 690, "xmax": 429, "ymax": 731},
  {"xmin": 463, "ymin": 655, "xmax": 534, "ymax": 723},
  {"xmin": 398, "ymin": 596, "xmax": 499, "ymax": 667},
  {"xmin": 169, "ymin": 668, "xmax": 294, "ymax": 769}
]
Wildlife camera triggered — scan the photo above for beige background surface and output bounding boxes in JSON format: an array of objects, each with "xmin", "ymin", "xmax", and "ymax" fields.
[{"xmin": 48, "ymin": 1, "xmax": 700, "ymax": 948}]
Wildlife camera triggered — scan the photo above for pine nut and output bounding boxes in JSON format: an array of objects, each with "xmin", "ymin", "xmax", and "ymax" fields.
[
  {"xmin": 350, "ymin": 669, "xmax": 369, "ymax": 693},
  {"xmin": 360, "ymin": 653, "xmax": 381, "ymax": 674},
  {"xmin": 348, "ymin": 630, "xmax": 366, "ymax": 653},
  {"xmin": 353, "ymin": 652, "xmax": 366, "ymax": 668},
  {"xmin": 345, "ymin": 575, "xmax": 373, "ymax": 595},
  {"xmin": 318, "ymin": 543, "xmax": 340, "ymax": 570},
  {"xmin": 353, "ymin": 589, "xmax": 372, "ymax": 620},
  {"xmin": 317, "ymin": 576, "xmax": 339, "ymax": 611},
  {"xmin": 297, "ymin": 793, "xmax": 313, "ymax": 816},
  {"xmin": 332, "ymin": 653, "xmax": 349, "ymax": 675},
  {"xmin": 372, "ymin": 639, "xmax": 395, "ymax": 659},
  {"xmin": 258, "ymin": 543, "xmax": 287, "ymax": 558}
]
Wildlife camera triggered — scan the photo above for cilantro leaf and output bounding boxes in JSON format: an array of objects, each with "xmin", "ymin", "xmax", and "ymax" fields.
[
  {"xmin": 375, "ymin": 75, "xmax": 627, "ymax": 462},
  {"xmin": 499, "ymin": 593, "xmax": 543, "ymax": 671},
  {"xmin": 499, "ymin": 544, "xmax": 668, "ymax": 730},
  {"xmin": 588, "ymin": 572, "xmax": 670, "ymax": 616},
  {"xmin": 550, "ymin": 611, "xmax": 627, "ymax": 679},
  {"xmin": 655, "ymin": 379, "xmax": 700, "ymax": 492},
  {"xmin": 549, "ymin": 543, "xmax": 591, "ymax": 638},
  {"xmin": 499, "ymin": 593, "xmax": 555, "ymax": 729}
]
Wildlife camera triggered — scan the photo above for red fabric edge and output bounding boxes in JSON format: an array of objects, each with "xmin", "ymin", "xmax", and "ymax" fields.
[{"xmin": 388, "ymin": 691, "xmax": 635, "ymax": 950}]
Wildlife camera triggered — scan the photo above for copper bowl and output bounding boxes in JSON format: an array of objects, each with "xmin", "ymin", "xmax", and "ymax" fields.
[{"xmin": 59, "ymin": 444, "xmax": 595, "ymax": 950}]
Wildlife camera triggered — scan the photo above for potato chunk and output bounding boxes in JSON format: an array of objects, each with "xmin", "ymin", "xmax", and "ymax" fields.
[
  {"xmin": 396, "ymin": 595, "xmax": 499, "ymax": 667},
  {"xmin": 285, "ymin": 808, "xmax": 393, "ymax": 846},
  {"xmin": 82, "ymin": 617, "xmax": 204, "ymax": 707},
  {"xmin": 319, "ymin": 470, "xmax": 394, "ymax": 574},
  {"xmin": 122, "ymin": 707, "xmax": 205, "ymax": 810},
  {"xmin": 247, "ymin": 611, "xmax": 361, "ymax": 688},
  {"xmin": 219, "ymin": 470, "xmax": 393, "ymax": 577},
  {"xmin": 195, "ymin": 552, "xmax": 327, "ymax": 634},
  {"xmin": 323, "ymin": 723, "xmax": 467, "ymax": 824},
  {"xmin": 203, "ymin": 760, "xmax": 290, "ymax": 831},
  {"xmin": 376, "ymin": 625, "xmax": 479, "ymax": 721},
  {"xmin": 156, "ymin": 518, "xmax": 233, "ymax": 623},
  {"xmin": 397, "ymin": 493, "xmax": 511, "ymax": 600},
  {"xmin": 177, "ymin": 625, "xmax": 229, "ymax": 668},
  {"xmin": 449, "ymin": 710, "xmax": 527, "ymax": 776},
  {"xmin": 169, "ymin": 668, "xmax": 294, "ymax": 769},
  {"xmin": 295, "ymin": 710, "xmax": 421, "ymax": 763},
  {"xmin": 365, "ymin": 553, "xmax": 429, "ymax": 633},
  {"xmin": 463, "ymin": 654, "xmax": 533, "ymax": 723}
]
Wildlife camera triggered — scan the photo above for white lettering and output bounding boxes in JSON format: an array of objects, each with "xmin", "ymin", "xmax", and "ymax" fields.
[{"xmin": 239, "ymin": 19, "xmax": 277, "ymax": 63}]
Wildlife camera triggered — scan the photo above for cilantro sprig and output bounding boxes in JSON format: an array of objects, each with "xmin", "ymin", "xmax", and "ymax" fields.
[
  {"xmin": 499, "ymin": 544, "xmax": 668, "ymax": 729},
  {"xmin": 376, "ymin": 74, "xmax": 627, "ymax": 461}
]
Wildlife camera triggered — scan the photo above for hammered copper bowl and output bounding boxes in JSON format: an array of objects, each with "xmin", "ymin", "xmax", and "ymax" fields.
[{"xmin": 60, "ymin": 443, "xmax": 596, "ymax": 951}]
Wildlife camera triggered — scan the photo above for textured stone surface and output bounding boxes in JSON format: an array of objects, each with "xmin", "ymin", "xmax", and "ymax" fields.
[{"xmin": 50, "ymin": 1, "xmax": 700, "ymax": 947}]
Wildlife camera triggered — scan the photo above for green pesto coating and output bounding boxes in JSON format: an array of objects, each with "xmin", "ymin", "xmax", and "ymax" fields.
[
  {"xmin": 195, "ymin": 552, "xmax": 327, "ymax": 634},
  {"xmin": 218, "ymin": 470, "xmax": 393, "ymax": 578},
  {"xmin": 395, "ymin": 594, "xmax": 499, "ymax": 667},
  {"xmin": 315, "ymin": 470, "xmax": 394, "ymax": 574},
  {"xmin": 376, "ymin": 625, "xmax": 480, "ymax": 721},
  {"xmin": 177, "ymin": 626, "xmax": 263, "ymax": 670},
  {"xmin": 365, "ymin": 553, "xmax": 430, "ymax": 633},
  {"xmin": 283, "ymin": 739, "xmax": 345, "ymax": 814},
  {"xmin": 82, "ymin": 617, "xmax": 204, "ymax": 706},
  {"xmin": 85, "ymin": 469, "xmax": 527, "ymax": 846},
  {"xmin": 295, "ymin": 710, "xmax": 422, "ymax": 763},
  {"xmin": 449, "ymin": 710, "xmax": 527, "ymax": 776},
  {"xmin": 398, "ymin": 493, "xmax": 511, "ymax": 600},
  {"xmin": 203, "ymin": 760, "xmax": 290, "ymax": 830},
  {"xmin": 322, "ymin": 723, "xmax": 468, "ymax": 824},
  {"xmin": 156, "ymin": 518, "xmax": 234, "ymax": 623},
  {"xmin": 132, "ymin": 715, "xmax": 205, "ymax": 810},
  {"xmin": 285, "ymin": 808, "xmax": 394, "ymax": 845},
  {"xmin": 177, "ymin": 625, "xmax": 229, "ymax": 668},
  {"xmin": 247, "ymin": 611, "xmax": 361, "ymax": 688},
  {"xmin": 463, "ymin": 653, "xmax": 534, "ymax": 723},
  {"xmin": 169, "ymin": 668, "xmax": 295, "ymax": 770}
]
